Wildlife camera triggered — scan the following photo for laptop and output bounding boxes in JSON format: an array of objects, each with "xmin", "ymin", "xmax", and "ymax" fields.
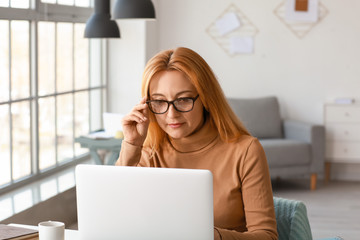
[{"xmin": 75, "ymin": 164, "xmax": 214, "ymax": 240}]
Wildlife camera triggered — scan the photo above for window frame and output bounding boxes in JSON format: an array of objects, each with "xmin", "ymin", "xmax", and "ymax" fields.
[{"xmin": 0, "ymin": 0, "xmax": 107, "ymax": 194}]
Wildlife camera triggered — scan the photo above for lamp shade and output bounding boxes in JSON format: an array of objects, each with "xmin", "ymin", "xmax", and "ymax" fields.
[
  {"xmin": 84, "ymin": 0, "xmax": 120, "ymax": 38},
  {"xmin": 113, "ymin": 0, "xmax": 156, "ymax": 19}
]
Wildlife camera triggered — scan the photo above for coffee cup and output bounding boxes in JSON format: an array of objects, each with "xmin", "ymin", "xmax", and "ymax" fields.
[{"xmin": 38, "ymin": 221, "xmax": 65, "ymax": 240}]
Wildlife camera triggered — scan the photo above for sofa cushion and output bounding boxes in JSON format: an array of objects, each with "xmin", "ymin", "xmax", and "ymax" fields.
[
  {"xmin": 260, "ymin": 139, "xmax": 311, "ymax": 167},
  {"xmin": 227, "ymin": 96, "xmax": 282, "ymax": 138}
]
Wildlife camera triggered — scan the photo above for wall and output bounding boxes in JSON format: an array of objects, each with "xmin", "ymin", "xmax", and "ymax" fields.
[
  {"xmin": 156, "ymin": 0, "xmax": 360, "ymax": 124},
  {"xmin": 107, "ymin": 20, "xmax": 146, "ymax": 115},
  {"xmin": 107, "ymin": 0, "xmax": 360, "ymax": 180},
  {"xmin": 107, "ymin": 0, "xmax": 158, "ymax": 115}
]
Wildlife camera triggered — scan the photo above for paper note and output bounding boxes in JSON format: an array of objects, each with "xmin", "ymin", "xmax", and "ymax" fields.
[
  {"xmin": 216, "ymin": 12, "xmax": 241, "ymax": 36},
  {"xmin": 230, "ymin": 36, "xmax": 254, "ymax": 54},
  {"xmin": 285, "ymin": 0, "xmax": 318, "ymax": 22},
  {"xmin": 295, "ymin": 0, "xmax": 308, "ymax": 11}
]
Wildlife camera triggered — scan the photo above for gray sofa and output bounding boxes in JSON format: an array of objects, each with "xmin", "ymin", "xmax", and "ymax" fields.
[{"xmin": 228, "ymin": 96, "xmax": 325, "ymax": 190}]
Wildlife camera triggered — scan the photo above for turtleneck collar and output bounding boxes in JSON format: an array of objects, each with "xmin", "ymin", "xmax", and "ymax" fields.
[{"xmin": 167, "ymin": 118, "xmax": 219, "ymax": 153}]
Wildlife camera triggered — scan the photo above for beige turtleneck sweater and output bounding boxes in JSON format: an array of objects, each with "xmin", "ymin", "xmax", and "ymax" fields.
[{"xmin": 116, "ymin": 120, "xmax": 278, "ymax": 240}]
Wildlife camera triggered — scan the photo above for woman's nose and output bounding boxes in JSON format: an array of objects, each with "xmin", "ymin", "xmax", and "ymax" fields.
[{"xmin": 167, "ymin": 103, "xmax": 179, "ymax": 117}]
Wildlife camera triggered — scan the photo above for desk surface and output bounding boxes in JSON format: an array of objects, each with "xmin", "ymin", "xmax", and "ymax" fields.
[
  {"xmin": 74, "ymin": 136, "xmax": 122, "ymax": 150},
  {"xmin": 10, "ymin": 224, "xmax": 79, "ymax": 240}
]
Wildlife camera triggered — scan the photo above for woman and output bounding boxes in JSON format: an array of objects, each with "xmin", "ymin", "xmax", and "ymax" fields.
[{"xmin": 116, "ymin": 47, "xmax": 278, "ymax": 240}]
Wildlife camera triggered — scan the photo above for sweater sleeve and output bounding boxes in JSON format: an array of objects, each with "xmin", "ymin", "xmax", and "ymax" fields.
[
  {"xmin": 115, "ymin": 141, "xmax": 153, "ymax": 167},
  {"xmin": 216, "ymin": 139, "xmax": 278, "ymax": 240}
]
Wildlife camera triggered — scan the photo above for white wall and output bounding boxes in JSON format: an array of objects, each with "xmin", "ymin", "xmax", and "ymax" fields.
[
  {"xmin": 107, "ymin": 20, "xmax": 146, "ymax": 115},
  {"xmin": 155, "ymin": 0, "xmax": 360, "ymax": 125},
  {"xmin": 107, "ymin": 0, "xmax": 158, "ymax": 115},
  {"xmin": 107, "ymin": 0, "xmax": 360, "ymax": 180}
]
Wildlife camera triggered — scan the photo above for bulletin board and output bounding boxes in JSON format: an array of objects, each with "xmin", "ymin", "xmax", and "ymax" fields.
[
  {"xmin": 206, "ymin": 4, "xmax": 259, "ymax": 57},
  {"xmin": 274, "ymin": 0, "xmax": 329, "ymax": 39}
]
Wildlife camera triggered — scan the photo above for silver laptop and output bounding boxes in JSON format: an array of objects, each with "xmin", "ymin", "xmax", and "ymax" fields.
[{"xmin": 75, "ymin": 164, "xmax": 214, "ymax": 240}]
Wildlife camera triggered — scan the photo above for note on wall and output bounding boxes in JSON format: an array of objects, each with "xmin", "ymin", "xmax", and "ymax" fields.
[
  {"xmin": 216, "ymin": 12, "xmax": 241, "ymax": 36},
  {"xmin": 274, "ymin": 0, "xmax": 328, "ymax": 39},
  {"xmin": 230, "ymin": 36, "xmax": 254, "ymax": 54},
  {"xmin": 285, "ymin": 0, "xmax": 318, "ymax": 22},
  {"xmin": 207, "ymin": 4, "xmax": 258, "ymax": 56},
  {"xmin": 295, "ymin": 0, "xmax": 309, "ymax": 11}
]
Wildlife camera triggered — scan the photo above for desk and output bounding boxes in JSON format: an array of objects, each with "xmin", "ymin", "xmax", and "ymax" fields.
[
  {"xmin": 75, "ymin": 136, "xmax": 122, "ymax": 165},
  {"xmin": 9, "ymin": 224, "xmax": 79, "ymax": 240}
]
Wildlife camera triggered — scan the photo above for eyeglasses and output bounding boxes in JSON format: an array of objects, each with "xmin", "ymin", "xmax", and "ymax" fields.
[{"xmin": 146, "ymin": 95, "xmax": 199, "ymax": 114}]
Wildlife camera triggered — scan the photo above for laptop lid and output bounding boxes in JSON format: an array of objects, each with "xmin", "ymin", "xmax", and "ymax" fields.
[{"xmin": 75, "ymin": 165, "xmax": 214, "ymax": 240}]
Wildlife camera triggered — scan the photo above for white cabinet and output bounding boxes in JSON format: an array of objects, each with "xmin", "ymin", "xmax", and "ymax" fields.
[
  {"xmin": 324, "ymin": 104, "xmax": 360, "ymax": 180},
  {"xmin": 325, "ymin": 104, "xmax": 360, "ymax": 163}
]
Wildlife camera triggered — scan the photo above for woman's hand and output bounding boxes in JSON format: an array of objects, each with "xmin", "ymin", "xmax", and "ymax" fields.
[{"xmin": 122, "ymin": 97, "xmax": 150, "ymax": 147}]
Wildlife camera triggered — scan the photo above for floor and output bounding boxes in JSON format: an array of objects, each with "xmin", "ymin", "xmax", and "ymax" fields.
[{"xmin": 272, "ymin": 179, "xmax": 360, "ymax": 240}]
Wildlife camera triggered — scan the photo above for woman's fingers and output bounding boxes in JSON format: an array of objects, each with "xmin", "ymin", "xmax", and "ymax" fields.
[
  {"xmin": 127, "ymin": 111, "xmax": 146, "ymax": 123},
  {"xmin": 139, "ymin": 96, "xmax": 147, "ymax": 104},
  {"xmin": 123, "ymin": 100, "xmax": 148, "ymax": 123},
  {"xmin": 121, "ymin": 96, "xmax": 150, "ymax": 146}
]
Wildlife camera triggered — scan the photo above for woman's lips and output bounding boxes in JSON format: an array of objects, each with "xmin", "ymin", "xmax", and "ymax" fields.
[{"xmin": 168, "ymin": 123, "xmax": 183, "ymax": 128}]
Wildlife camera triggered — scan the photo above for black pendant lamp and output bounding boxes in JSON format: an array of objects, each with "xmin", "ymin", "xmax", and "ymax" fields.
[
  {"xmin": 84, "ymin": 0, "xmax": 120, "ymax": 38},
  {"xmin": 113, "ymin": 0, "xmax": 156, "ymax": 19}
]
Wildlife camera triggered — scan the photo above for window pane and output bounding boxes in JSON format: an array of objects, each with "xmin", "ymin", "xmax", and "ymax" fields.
[
  {"xmin": 57, "ymin": 94, "xmax": 73, "ymax": 162},
  {"xmin": 0, "ymin": 198, "xmax": 13, "ymax": 220},
  {"xmin": 11, "ymin": 20, "xmax": 30, "ymax": 100},
  {"xmin": 38, "ymin": 22, "xmax": 55, "ymax": 96},
  {"xmin": 12, "ymin": 101, "xmax": 31, "ymax": 180},
  {"xmin": 40, "ymin": 178, "xmax": 57, "ymax": 201},
  {"xmin": 10, "ymin": 0, "xmax": 29, "ymax": 8},
  {"xmin": 57, "ymin": 23, "xmax": 73, "ymax": 93},
  {"xmin": 74, "ymin": 91, "xmax": 88, "ymax": 156},
  {"xmin": 75, "ymin": 0, "xmax": 89, "ymax": 7},
  {"xmin": 0, "ymin": 0, "xmax": 9, "ymax": 7},
  {"xmin": 89, "ymin": 39, "xmax": 101, "ymax": 87},
  {"xmin": 39, "ymin": 97, "xmax": 56, "ymax": 170},
  {"xmin": 41, "ymin": 0, "xmax": 56, "ymax": 3},
  {"xmin": 58, "ymin": 0, "xmax": 73, "ymax": 6},
  {"xmin": 13, "ymin": 189, "xmax": 32, "ymax": 213},
  {"xmin": 74, "ymin": 23, "xmax": 88, "ymax": 90},
  {"xmin": 0, "ymin": 20, "xmax": 9, "ymax": 102},
  {"xmin": 0, "ymin": 105, "xmax": 10, "ymax": 186},
  {"xmin": 90, "ymin": 89, "xmax": 102, "ymax": 131}
]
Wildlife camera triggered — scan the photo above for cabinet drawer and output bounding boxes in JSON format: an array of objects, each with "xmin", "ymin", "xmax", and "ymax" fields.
[
  {"xmin": 326, "ymin": 141, "xmax": 360, "ymax": 159},
  {"xmin": 325, "ymin": 105, "xmax": 360, "ymax": 123},
  {"xmin": 326, "ymin": 124, "xmax": 360, "ymax": 141}
]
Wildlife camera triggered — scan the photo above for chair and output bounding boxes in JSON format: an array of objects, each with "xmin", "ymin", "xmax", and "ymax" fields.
[
  {"xmin": 228, "ymin": 96, "xmax": 325, "ymax": 190},
  {"xmin": 273, "ymin": 197, "xmax": 342, "ymax": 240}
]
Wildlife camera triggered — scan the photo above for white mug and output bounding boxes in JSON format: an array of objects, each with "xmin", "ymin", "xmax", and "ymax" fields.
[{"xmin": 38, "ymin": 221, "xmax": 65, "ymax": 240}]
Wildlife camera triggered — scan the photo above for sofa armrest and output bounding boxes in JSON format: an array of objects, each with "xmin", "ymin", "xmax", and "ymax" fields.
[{"xmin": 283, "ymin": 120, "xmax": 325, "ymax": 174}]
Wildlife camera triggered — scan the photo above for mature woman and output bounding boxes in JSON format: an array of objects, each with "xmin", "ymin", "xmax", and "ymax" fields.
[{"xmin": 116, "ymin": 47, "xmax": 278, "ymax": 240}]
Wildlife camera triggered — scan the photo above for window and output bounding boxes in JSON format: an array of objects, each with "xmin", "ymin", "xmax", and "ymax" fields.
[{"xmin": 0, "ymin": 0, "xmax": 105, "ymax": 192}]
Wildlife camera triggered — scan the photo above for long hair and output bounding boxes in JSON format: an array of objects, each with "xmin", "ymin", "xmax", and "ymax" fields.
[{"xmin": 141, "ymin": 47, "xmax": 250, "ymax": 150}]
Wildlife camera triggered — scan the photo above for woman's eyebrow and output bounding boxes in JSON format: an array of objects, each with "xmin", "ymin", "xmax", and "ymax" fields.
[{"xmin": 150, "ymin": 90, "xmax": 195, "ymax": 98}]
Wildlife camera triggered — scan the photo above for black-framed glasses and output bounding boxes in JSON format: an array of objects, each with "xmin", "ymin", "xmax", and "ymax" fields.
[{"xmin": 146, "ymin": 95, "xmax": 200, "ymax": 114}]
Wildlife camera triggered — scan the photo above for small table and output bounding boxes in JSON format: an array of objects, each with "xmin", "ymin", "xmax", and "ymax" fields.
[{"xmin": 75, "ymin": 136, "xmax": 122, "ymax": 165}]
